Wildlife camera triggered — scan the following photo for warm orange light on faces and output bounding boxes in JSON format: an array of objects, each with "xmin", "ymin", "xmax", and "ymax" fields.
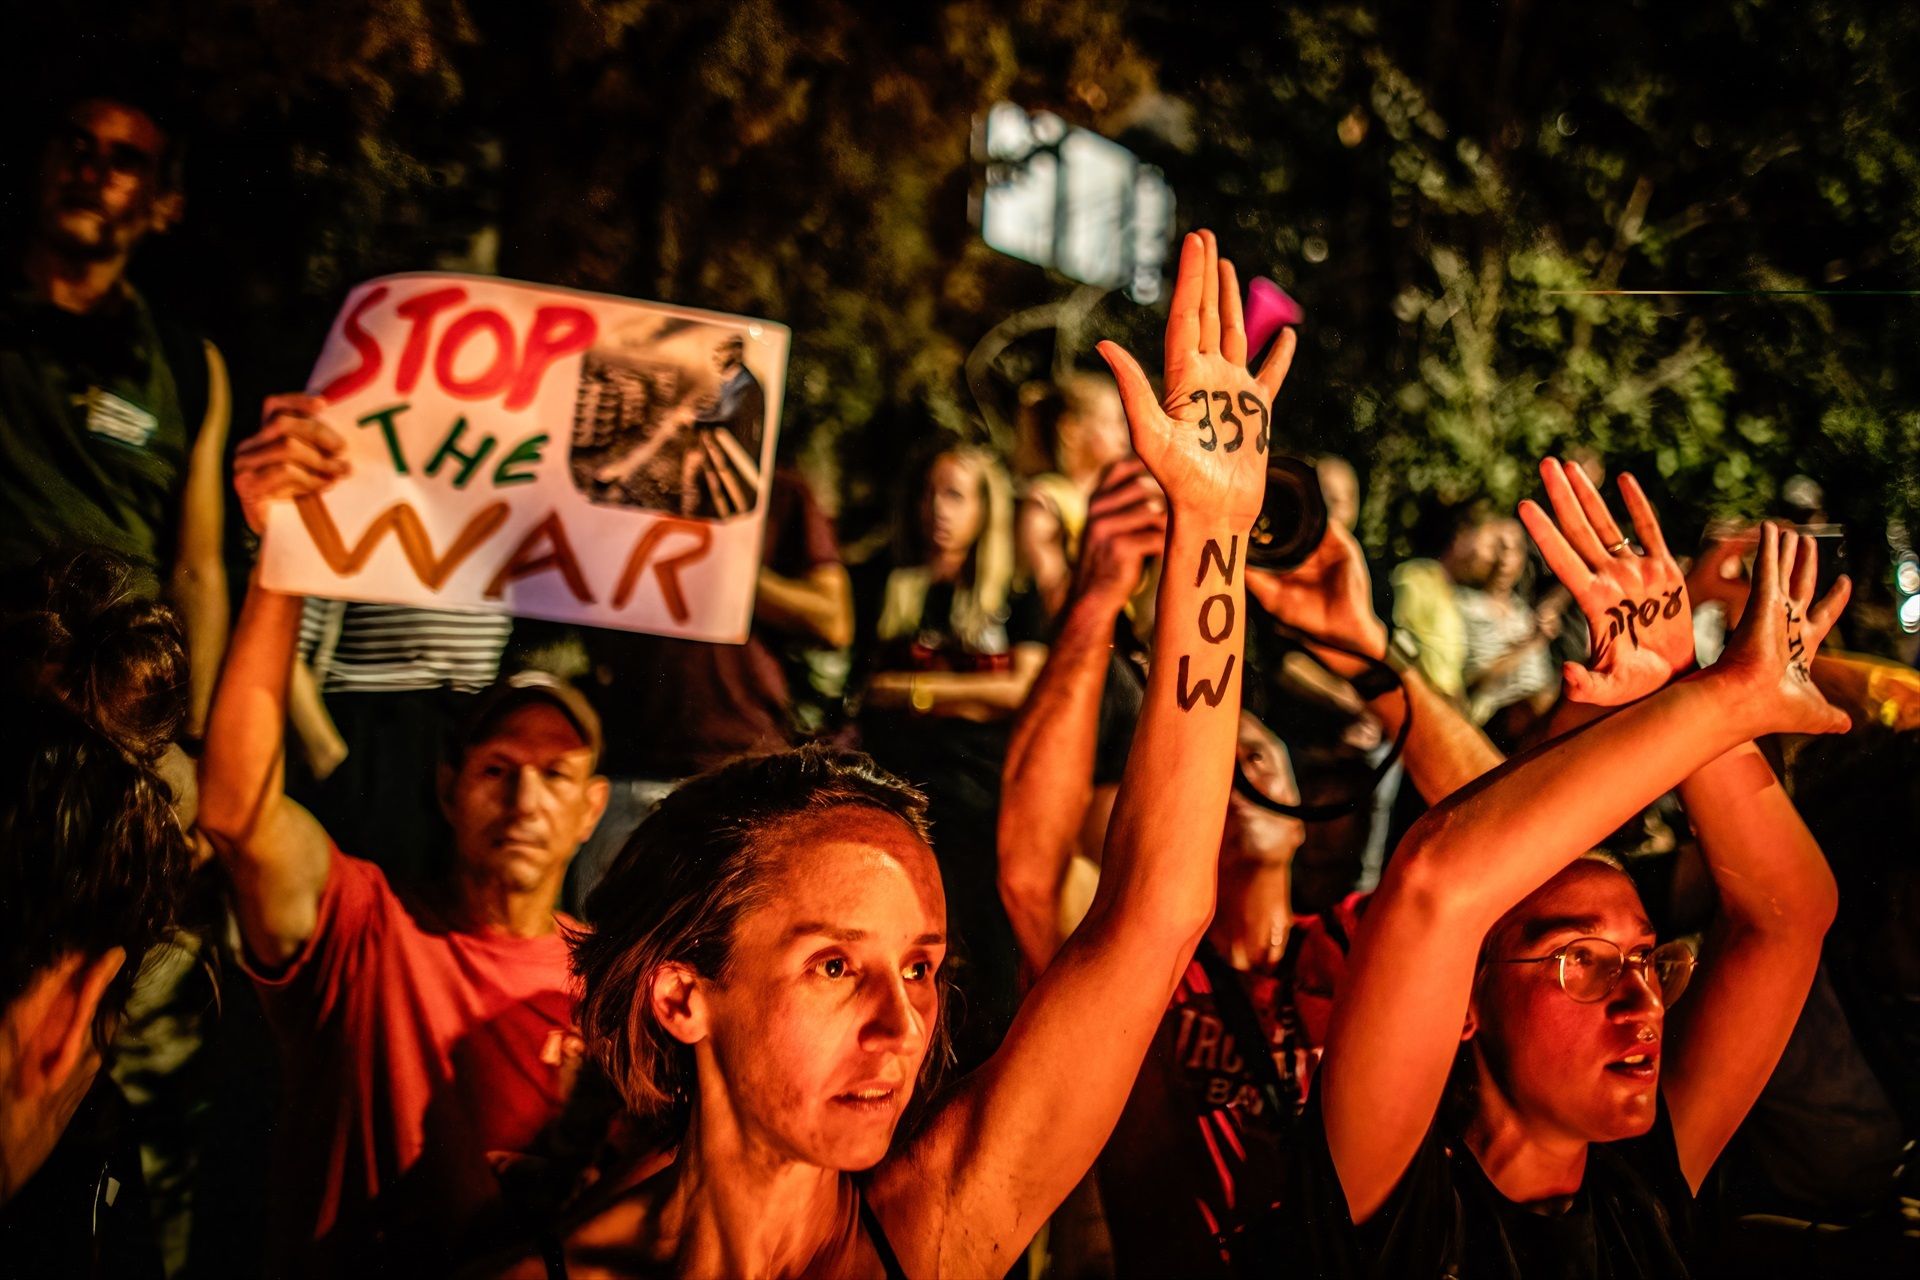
[
  {"xmin": 1224, "ymin": 712, "xmax": 1306, "ymax": 869},
  {"xmin": 1470, "ymin": 861, "xmax": 1665, "ymax": 1145},
  {"xmin": 442, "ymin": 703, "xmax": 604, "ymax": 893},
  {"xmin": 697, "ymin": 807, "xmax": 947, "ymax": 1171}
]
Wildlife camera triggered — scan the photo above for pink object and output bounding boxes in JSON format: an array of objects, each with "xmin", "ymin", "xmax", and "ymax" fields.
[{"xmin": 1245, "ymin": 277, "xmax": 1304, "ymax": 356}]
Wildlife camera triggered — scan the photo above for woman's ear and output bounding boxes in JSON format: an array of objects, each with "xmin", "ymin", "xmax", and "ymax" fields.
[{"xmin": 648, "ymin": 961, "xmax": 709, "ymax": 1047}]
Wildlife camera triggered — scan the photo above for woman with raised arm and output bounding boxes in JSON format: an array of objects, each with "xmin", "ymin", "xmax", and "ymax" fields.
[
  {"xmin": 488, "ymin": 231, "xmax": 1295, "ymax": 1279},
  {"xmin": 1275, "ymin": 458, "xmax": 1853, "ymax": 1279}
]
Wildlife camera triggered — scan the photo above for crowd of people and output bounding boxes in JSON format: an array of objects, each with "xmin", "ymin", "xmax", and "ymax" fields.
[{"xmin": 3, "ymin": 86, "xmax": 1918, "ymax": 1280}]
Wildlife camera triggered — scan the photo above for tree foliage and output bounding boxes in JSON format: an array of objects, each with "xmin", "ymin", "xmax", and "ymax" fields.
[
  {"xmin": 8, "ymin": 1, "xmax": 1919, "ymax": 599},
  {"xmin": 1139, "ymin": 0, "xmax": 1920, "ymax": 583}
]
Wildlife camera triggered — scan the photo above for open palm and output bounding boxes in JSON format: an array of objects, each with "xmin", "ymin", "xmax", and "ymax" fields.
[
  {"xmin": 1097, "ymin": 231, "xmax": 1296, "ymax": 529},
  {"xmin": 1519, "ymin": 459, "xmax": 1693, "ymax": 705},
  {"xmin": 1714, "ymin": 522, "xmax": 1852, "ymax": 736}
]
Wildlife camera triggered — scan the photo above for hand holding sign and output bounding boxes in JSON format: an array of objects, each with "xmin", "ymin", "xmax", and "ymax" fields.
[
  {"xmin": 1520, "ymin": 459, "xmax": 1693, "ymax": 706},
  {"xmin": 260, "ymin": 274, "xmax": 788, "ymax": 641},
  {"xmin": 235, "ymin": 395, "xmax": 350, "ymax": 536},
  {"xmin": 1097, "ymin": 231, "xmax": 1296, "ymax": 528}
]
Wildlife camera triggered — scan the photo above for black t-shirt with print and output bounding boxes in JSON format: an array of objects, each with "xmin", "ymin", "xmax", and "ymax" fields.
[
  {"xmin": 1254, "ymin": 1091, "xmax": 1695, "ymax": 1279},
  {"xmin": 1098, "ymin": 898, "xmax": 1363, "ymax": 1279}
]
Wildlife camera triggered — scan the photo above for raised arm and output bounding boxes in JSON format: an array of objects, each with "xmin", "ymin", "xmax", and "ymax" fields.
[
  {"xmin": 1660, "ymin": 737, "xmax": 1838, "ymax": 1188},
  {"xmin": 881, "ymin": 231, "xmax": 1296, "ymax": 1272},
  {"xmin": 1320, "ymin": 506, "xmax": 1851, "ymax": 1222},
  {"xmin": 197, "ymin": 394, "xmax": 349, "ymax": 968},
  {"xmin": 170, "ymin": 340, "xmax": 232, "ymax": 737},
  {"xmin": 1516, "ymin": 460, "xmax": 1846, "ymax": 1187},
  {"xmin": 1248, "ymin": 521, "xmax": 1504, "ymax": 803},
  {"xmin": 998, "ymin": 459, "xmax": 1165, "ymax": 972}
]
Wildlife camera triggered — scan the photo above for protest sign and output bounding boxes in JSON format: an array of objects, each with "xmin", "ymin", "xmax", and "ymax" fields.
[{"xmin": 260, "ymin": 274, "xmax": 789, "ymax": 642}]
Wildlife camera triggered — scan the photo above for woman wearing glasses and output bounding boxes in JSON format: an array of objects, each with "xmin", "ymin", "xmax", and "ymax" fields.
[{"xmin": 1273, "ymin": 460, "xmax": 1854, "ymax": 1278}]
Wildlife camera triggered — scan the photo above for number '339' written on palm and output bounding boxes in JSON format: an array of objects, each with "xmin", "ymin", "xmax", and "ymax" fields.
[{"xmin": 1185, "ymin": 391, "xmax": 1270, "ymax": 455}]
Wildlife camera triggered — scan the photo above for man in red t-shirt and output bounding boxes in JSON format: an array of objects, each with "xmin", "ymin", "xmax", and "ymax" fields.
[
  {"xmin": 200, "ymin": 395, "xmax": 610, "ymax": 1276},
  {"xmin": 998, "ymin": 460, "xmax": 1506, "ymax": 1278}
]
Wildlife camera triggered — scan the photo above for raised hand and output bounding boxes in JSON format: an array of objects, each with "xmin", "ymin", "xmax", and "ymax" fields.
[
  {"xmin": 1519, "ymin": 458, "xmax": 1690, "ymax": 705},
  {"xmin": 1246, "ymin": 521, "xmax": 1388, "ymax": 667},
  {"xmin": 1712, "ymin": 522, "xmax": 1852, "ymax": 737},
  {"xmin": 1096, "ymin": 230, "xmax": 1296, "ymax": 528},
  {"xmin": 235, "ymin": 394, "xmax": 350, "ymax": 535},
  {"xmin": 1071, "ymin": 458, "xmax": 1167, "ymax": 610}
]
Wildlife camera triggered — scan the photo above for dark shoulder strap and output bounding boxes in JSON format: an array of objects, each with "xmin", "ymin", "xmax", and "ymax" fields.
[
  {"xmin": 536, "ymin": 1230, "xmax": 570, "ymax": 1280},
  {"xmin": 1193, "ymin": 940, "xmax": 1298, "ymax": 1118},
  {"xmin": 1318, "ymin": 904, "xmax": 1353, "ymax": 955},
  {"xmin": 857, "ymin": 1182, "xmax": 910, "ymax": 1280}
]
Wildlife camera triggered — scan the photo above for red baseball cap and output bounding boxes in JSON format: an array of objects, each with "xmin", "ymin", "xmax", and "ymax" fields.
[{"xmin": 453, "ymin": 671, "xmax": 603, "ymax": 768}]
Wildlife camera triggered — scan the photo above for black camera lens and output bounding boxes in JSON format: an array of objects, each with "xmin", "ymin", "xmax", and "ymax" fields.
[{"xmin": 1246, "ymin": 455, "xmax": 1329, "ymax": 572}]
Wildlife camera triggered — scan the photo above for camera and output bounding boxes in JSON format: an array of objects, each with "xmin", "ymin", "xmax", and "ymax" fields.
[{"xmin": 1246, "ymin": 455, "xmax": 1329, "ymax": 571}]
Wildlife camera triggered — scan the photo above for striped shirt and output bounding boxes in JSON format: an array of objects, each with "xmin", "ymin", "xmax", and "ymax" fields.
[{"xmin": 298, "ymin": 599, "xmax": 511, "ymax": 694}]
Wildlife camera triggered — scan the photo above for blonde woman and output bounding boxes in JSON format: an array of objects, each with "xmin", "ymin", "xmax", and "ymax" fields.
[{"xmin": 853, "ymin": 441, "xmax": 1046, "ymax": 1068}]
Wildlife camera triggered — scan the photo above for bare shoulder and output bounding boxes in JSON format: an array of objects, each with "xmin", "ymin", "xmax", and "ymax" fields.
[
  {"xmin": 552, "ymin": 1149, "xmax": 680, "ymax": 1279},
  {"xmin": 860, "ymin": 1088, "xmax": 1002, "ymax": 1272}
]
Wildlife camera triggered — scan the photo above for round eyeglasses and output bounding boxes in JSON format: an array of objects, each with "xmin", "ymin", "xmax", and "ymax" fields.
[{"xmin": 1487, "ymin": 937, "xmax": 1697, "ymax": 1005}]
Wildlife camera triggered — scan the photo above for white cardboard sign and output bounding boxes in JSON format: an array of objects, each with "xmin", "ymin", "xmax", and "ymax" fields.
[{"xmin": 261, "ymin": 273, "xmax": 788, "ymax": 642}]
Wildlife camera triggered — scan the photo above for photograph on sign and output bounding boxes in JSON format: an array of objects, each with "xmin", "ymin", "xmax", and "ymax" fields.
[
  {"xmin": 571, "ymin": 320, "xmax": 767, "ymax": 520},
  {"xmin": 258, "ymin": 274, "xmax": 789, "ymax": 643}
]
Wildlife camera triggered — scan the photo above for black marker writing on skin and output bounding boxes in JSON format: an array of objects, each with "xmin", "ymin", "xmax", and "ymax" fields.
[
  {"xmin": 1187, "ymin": 391, "xmax": 1218, "ymax": 452},
  {"xmin": 1237, "ymin": 392, "xmax": 1269, "ymax": 455},
  {"xmin": 1179, "ymin": 535, "xmax": 1240, "ymax": 711},
  {"xmin": 1198, "ymin": 593, "xmax": 1235, "ymax": 643},
  {"xmin": 1177, "ymin": 654, "xmax": 1237, "ymax": 710},
  {"xmin": 1195, "ymin": 535, "xmax": 1240, "ymax": 589},
  {"xmin": 1594, "ymin": 587, "xmax": 1686, "ymax": 661},
  {"xmin": 1784, "ymin": 601, "xmax": 1810, "ymax": 682},
  {"xmin": 1210, "ymin": 391, "xmax": 1245, "ymax": 453}
]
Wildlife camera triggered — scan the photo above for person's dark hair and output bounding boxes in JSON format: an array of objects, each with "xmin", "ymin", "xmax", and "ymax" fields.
[
  {"xmin": 0, "ymin": 694, "xmax": 190, "ymax": 1045},
  {"xmin": 1407, "ymin": 495, "xmax": 1494, "ymax": 562},
  {"xmin": 2, "ymin": 547, "xmax": 190, "ymax": 762},
  {"xmin": 570, "ymin": 746, "xmax": 944, "ymax": 1131}
]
